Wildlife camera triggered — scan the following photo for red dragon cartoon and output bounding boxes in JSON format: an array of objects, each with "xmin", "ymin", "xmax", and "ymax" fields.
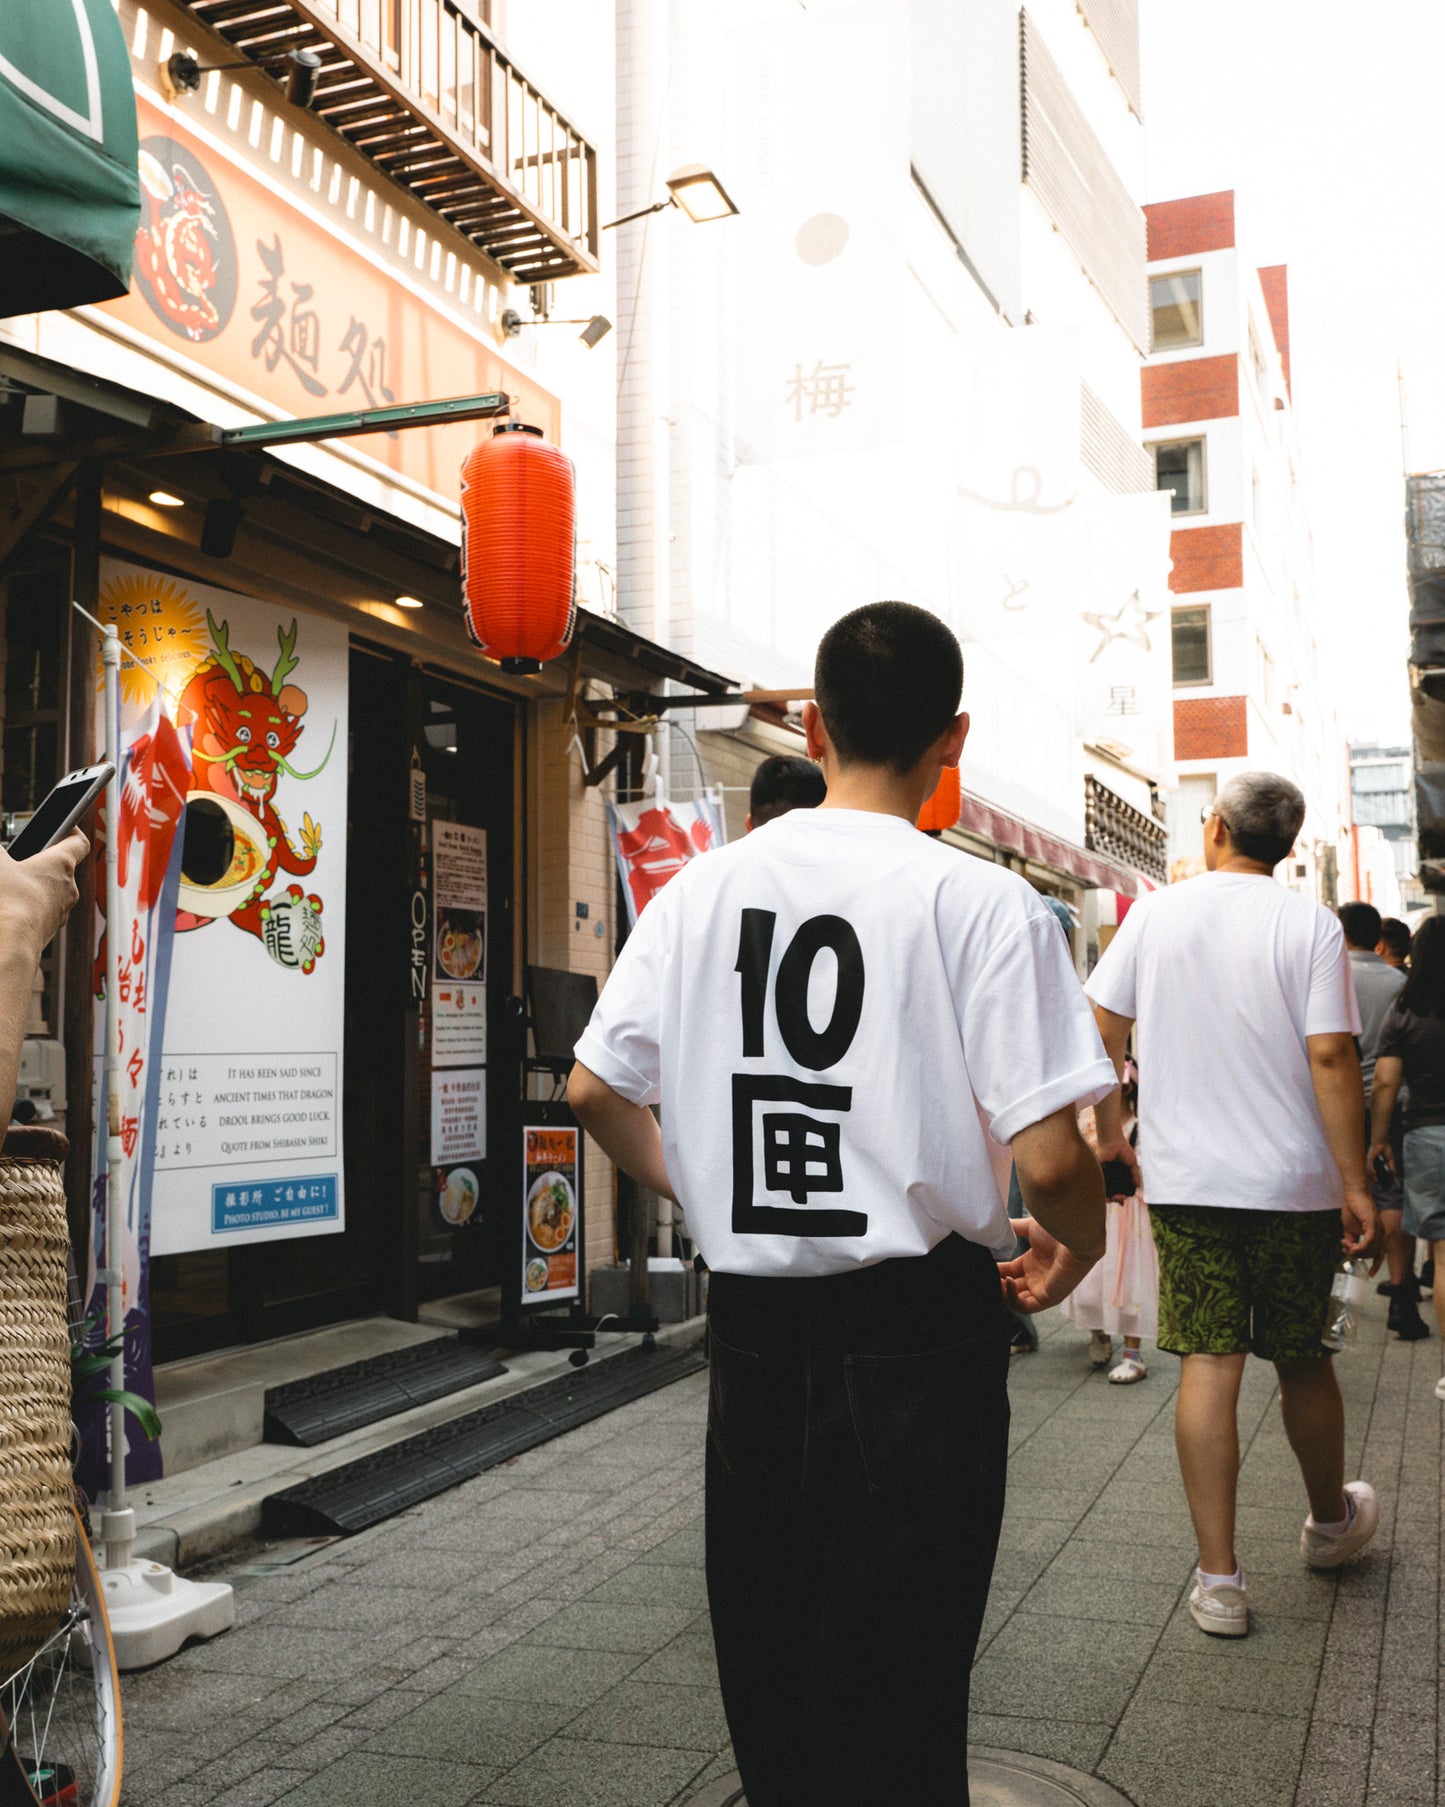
[
  {"xmin": 135, "ymin": 154, "xmax": 223, "ymax": 342},
  {"xmin": 176, "ymin": 612, "xmax": 334, "ymax": 971}
]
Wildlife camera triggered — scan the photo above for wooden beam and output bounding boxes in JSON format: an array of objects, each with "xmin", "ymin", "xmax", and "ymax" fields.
[{"xmin": 0, "ymin": 462, "xmax": 80, "ymax": 571}]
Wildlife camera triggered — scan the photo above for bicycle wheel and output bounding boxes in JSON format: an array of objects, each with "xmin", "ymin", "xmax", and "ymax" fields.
[{"xmin": 0, "ymin": 1506, "xmax": 122, "ymax": 1807}]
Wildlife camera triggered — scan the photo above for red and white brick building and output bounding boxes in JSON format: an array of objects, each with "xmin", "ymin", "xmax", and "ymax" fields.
[{"xmin": 1144, "ymin": 191, "xmax": 1347, "ymax": 893}]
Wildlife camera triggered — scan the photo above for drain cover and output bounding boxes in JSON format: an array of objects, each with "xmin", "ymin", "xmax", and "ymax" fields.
[
  {"xmin": 687, "ymin": 1751, "xmax": 1134, "ymax": 1807},
  {"xmin": 969, "ymin": 1748, "xmax": 1136, "ymax": 1806}
]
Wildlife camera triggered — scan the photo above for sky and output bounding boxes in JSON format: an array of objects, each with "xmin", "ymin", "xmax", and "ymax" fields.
[{"xmin": 1140, "ymin": 0, "xmax": 1445, "ymax": 746}]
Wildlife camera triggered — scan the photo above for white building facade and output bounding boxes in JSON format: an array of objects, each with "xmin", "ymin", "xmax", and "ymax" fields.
[
  {"xmin": 610, "ymin": 0, "xmax": 1174, "ymax": 930},
  {"xmin": 1143, "ymin": 190, "xmax": 1346, "ymax": 895}
]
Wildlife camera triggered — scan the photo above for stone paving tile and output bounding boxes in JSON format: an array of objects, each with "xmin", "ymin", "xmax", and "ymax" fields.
[
  {"xmin": 969, "ymin": 1715, "xmax": 1111, "ymax": 1772},
  {"xmin": 454, "ymin": 1642, "xmax": 646, "ymax": 1704},
  {"xmin": 1017, "ymin": 1567, "xmax": 1182, "ymax": 1626},
  {"xmin": 474, "ymin": 1736, "xmax": 709, "ymax": 1807},
  {"xmin": 584, "ymin": 1562, "xmax": 710, "ymax": 1610},
  {"xmin": 520, "ymin": 1600, "xmax": 698, "ymax": 1654},
  {"xmin": 271, "ymin": 1750, "xmax": 492, "ymax": 1806},
  {"xmin": 629, "ymin": 1633, "xmax": 721, "ymax": 1691},
  {"xmin": 207, "ymin": 1769, "xmax": 316, "ymax": 1807},
  {"xmin": 363, "ymin": 1684, "xmax": 579, "ymax": 1766},
  {"xmin": 561, "ymin": 1679, "xmax": 732, "ymax": 1752}
]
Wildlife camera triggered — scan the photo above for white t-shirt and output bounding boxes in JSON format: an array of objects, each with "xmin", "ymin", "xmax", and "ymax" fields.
[
  {"xmin": 1085, "ymin": 871, "xmax": 1361, "ymax": 1213},
  {"xmin": 575, "ymin": 807, "xmax": 1117, "ymax": 1276}
]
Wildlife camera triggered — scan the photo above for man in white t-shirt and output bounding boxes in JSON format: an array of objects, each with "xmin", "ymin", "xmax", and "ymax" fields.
[
  {"xmin": 571, "ymin": 601, "xmax": 1114, "ymax": 1807},
  {"xmin": 1086, "ymin": 772, "xmax": 1380, "ymax": 1640}
]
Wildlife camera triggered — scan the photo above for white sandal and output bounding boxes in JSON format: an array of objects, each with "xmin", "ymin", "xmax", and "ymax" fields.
[{"xmin": 1108, "ymin": 1351, "xmax": 1147, "ymax": 1384}]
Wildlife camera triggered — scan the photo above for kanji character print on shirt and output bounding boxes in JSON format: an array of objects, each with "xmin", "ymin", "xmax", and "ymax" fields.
[{"xmin": 731, "ymin": 909, "xmax": 867, "ymax": 1236}]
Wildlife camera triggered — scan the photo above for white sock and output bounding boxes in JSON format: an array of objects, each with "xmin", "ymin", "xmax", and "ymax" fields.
[
  {"xmin": 1307, "ymin": 1496, "xmax": 1355, "ymax": 1537},
  {"xmin": 1196, "ymin": 1565, "xmax": 1243, "ymax": 1590}
]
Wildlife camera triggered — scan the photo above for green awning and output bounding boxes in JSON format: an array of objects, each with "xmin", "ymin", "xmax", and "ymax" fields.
[{"xmin": 0, "ymin": 0, "xmax": 139, "ymax": 317}]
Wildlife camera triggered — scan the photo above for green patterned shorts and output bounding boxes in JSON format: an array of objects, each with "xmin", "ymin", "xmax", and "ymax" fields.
[{"xmin": 1148, "ymin": 1205, "xmax": 1341, "ymax": 1362}]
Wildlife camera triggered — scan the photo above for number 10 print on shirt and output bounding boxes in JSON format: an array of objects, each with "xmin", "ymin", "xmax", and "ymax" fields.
[{"xmin": 732, "ymin": 909, "xmax": 867, "ymax": 1237}]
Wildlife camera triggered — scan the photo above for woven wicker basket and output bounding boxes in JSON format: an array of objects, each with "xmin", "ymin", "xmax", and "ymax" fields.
[{"xmin": 0, "ymin": 1125, "xmax": 75, "ymax": 1679}]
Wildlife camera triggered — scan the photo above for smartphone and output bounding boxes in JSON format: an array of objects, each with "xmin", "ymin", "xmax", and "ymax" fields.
[
  {"xmin": 6, "ymin": 762, "xmax": 115, "ymax": 861},
  {"xmin": 1372, "ymin": 1151, "xmax": 1395, "ymax": 1188},
  {"xmin": 1100, "ymin": 1157, "xmax": 1135, "ymax": 1198}
]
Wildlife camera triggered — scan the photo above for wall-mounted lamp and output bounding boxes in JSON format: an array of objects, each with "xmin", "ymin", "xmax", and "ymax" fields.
[
  {"xmin": 162, "ymin": 47, "xmax": 322, "ymax": 109},
  {"xmin": 148, "ymin": 490, "xmax": 185, "ymax": 508},
  {"xmin": 603, "ymin": 164, "xmax": 739, "ymax": 231},
  {"xmin": 492, "ymin": 310, "xmax": 613, "ymax": 350}
]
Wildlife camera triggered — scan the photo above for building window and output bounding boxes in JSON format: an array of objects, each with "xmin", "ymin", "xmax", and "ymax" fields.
[
  {"xmin": 1150, "ymin": 269, "xmax": 1202, "ymax": 350},
  {"xmin": 1154, "ymin": 438, "xmax": 1206, "ymax": 515},
  {"xmin": 1172, "ymin": 605, "xmax": 1211, "ymax": 687},
  {"xmin": 1169, "ymin": 773, "xmax": 1217, "ymax": 859}
]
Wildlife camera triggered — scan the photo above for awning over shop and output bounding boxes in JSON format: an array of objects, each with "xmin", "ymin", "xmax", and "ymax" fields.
[
  {"xmin": 955, "ymin": 787, "xmax": 1152, "ymax": 897},
  {"xmin": 0, "ymin": 0, "xmax": 140, "ymax": 317}
]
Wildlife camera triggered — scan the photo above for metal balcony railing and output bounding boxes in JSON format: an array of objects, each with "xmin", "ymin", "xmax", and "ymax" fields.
[{"xmin": 180, "ymin": 0, "xmax": 599, "ymax": 280}]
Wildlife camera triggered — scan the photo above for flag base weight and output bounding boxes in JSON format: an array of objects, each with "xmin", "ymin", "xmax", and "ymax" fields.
[{"xmin": 99, "ymin": 1558, "xmax": 235, "ymax": 1671}]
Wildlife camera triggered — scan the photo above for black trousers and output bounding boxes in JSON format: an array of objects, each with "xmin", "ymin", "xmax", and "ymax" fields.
[{"xmin": 705, "ymin": 1235, "xmax": 1011, "ymax": 1807}]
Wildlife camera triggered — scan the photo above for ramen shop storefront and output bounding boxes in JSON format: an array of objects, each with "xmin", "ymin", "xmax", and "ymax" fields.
[{"xmin": 59, "ymin": 531, "xmax": 519, "ymax": 1361}]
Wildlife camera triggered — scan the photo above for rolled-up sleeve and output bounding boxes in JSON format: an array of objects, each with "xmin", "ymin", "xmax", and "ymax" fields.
[
  {"xmin": 964, "ymin": 913, "xmax": 1118, "ymax": 1146},
  {"xmin": 573, "ymin": 897, "xmax": 668, "ymax": 1106}
]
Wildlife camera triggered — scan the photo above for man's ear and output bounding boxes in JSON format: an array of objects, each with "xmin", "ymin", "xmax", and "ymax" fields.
[
  {"xmin": 802, "ymin": 701, "xmax": 827, "ymax": 763},
  {"xmin": 940, "ymin": 711, "xmax": 969, "ymax": 767}
]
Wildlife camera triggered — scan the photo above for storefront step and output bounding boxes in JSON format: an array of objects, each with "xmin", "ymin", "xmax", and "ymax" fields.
[
  {"xmin": 130, "ymin": 1317, "xmax": 706, "ymax": 1572},
  {"xmin": 261, "ymin": 1337, "xmax": 709, "ymax": 1539},
  {"xmin": 153, "ymin": 1318, "xmax": 453, "ymax": 1477},
  {"xmin": 263, "ymin": 1339, "xmax": 508, "ymax": 1447}
]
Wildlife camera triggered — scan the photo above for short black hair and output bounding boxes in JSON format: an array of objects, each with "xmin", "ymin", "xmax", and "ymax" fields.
[
  {"xmin": 1338, "ymin": 900, "xmax": 1383, "ymax": 950},
  {"xmin": 1379, "ymin": 917, "xmax": 1411, "ymax": 960},
  {"xmin": 749, "ymin": 754, "xmax": 826, "ymax": 826},
  {"xmin": 814, "ymin": 601, "xmax": 963, "ymax": 773}
]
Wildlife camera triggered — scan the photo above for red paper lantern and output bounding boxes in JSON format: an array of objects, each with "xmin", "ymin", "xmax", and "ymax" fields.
[
  {"xmin": 917, "ymin": 764, "xmax": 961, "ymax": 834},
  {"xmin": 460, "ymin": 421, "xmax": 577, "ymax": 674}
]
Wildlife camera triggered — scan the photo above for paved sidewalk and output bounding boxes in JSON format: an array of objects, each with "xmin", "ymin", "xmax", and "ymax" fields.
[{"xmin": 123, "ymin": 1288, "xmax": 1439, "ymax": 1807}]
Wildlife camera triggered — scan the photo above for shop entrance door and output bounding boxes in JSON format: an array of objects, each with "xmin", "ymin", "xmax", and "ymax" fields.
[{"xmin": 411, "ymin": 671, "xmax": 517, "ymax": 1303}]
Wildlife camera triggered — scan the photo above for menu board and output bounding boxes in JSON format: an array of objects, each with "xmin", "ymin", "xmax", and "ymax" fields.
[
  {"xmin": 432, "ymin": 822, "xmax": 487, "ymax": 1066},
  {"xmin": 522, "ymin": 1125, "xmax": 580, "ymax": 1305},
  {"xmin": 432, "ymin": 1067, "xmax": 485, "ymax": 1166}
]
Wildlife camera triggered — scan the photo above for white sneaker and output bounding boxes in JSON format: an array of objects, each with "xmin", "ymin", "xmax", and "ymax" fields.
[
  {"xmin": 1089, "ymin": 1330, "xmax": 1114, "ymax": 1369},
  {"xmin": 1300, "ymin": 1481, "xmax": 1380, "ymax": 1570},
  {"xmin": 1435, "ymin": 1375, "xmax": 1445, "ymax": 1401},
  {"xmin": 1188, "ymin": 1574, "xmax": 1248, "ymax": 1637},
  {"xmin": 1108, "ymin": 1351, "xmax": 1147, "ymax": 1384}
]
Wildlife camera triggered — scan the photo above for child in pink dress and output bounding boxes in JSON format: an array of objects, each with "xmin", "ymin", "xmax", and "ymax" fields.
[{"xmin": 1063, "ymin": 1059, "xmax": 1159, "ymax": 1383}]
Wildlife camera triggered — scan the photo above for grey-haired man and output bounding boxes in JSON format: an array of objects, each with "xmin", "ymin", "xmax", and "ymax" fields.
[{"xmin": 1086, "ymin": 772, "xmax": 1380, "ymax": 1638}]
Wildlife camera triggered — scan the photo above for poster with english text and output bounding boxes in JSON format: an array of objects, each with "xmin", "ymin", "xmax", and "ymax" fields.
[{"xmin": 97, "ymin": 559, "xmax": 349, "ymax": 1253}]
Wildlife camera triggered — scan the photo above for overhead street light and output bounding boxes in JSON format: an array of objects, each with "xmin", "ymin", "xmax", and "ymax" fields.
[
  {"xmin": 493, "ymin": 311, "xmax": 613, "ymax": 349},
  {"xmin": 603, "ymin": 164, "xmax": 739, "ymax": 231},
  {"xmin": 161, "ymin": 47, "xmax": 322, "ymax": 109}
]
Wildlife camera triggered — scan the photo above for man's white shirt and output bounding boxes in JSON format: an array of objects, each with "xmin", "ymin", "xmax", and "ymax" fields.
[
  {"xmin": 1085, "ymin": 871, "xmax": 1361, "ymax": 1213},
  {"xmin": 575, "ymin": 807, "xmax": 1116, "ymax": 1276}
]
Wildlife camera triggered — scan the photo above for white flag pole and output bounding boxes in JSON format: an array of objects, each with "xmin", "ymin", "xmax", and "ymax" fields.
[
  {"xmin": 80, "ymin": 608, "xmax": 234, "ymax": 1662},
  {"xmin": 98, "ymin": 625, "xmax": 134, "ymax": 1572}
]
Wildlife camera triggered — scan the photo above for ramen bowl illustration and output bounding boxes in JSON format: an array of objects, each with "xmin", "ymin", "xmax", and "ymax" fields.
[{"xmin": 178, "ymin": 793, "xmax": 273, "ymax": 919}]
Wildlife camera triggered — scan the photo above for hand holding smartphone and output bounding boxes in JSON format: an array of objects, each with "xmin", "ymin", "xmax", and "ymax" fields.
[{"xmin": 6, "ymin": 763, "xmax": 115, "ymax": 861}]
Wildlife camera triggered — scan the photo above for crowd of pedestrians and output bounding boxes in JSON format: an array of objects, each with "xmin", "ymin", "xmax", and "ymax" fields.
[{"xmin": 570, "ymin": 601, "xmax": 1401, "ymax": 1805}]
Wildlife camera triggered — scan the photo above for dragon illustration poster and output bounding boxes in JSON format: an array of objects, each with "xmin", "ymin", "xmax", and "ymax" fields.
[{"xmin": 96, "ymin": 560, "xmax": 349, "ymax": 1255}]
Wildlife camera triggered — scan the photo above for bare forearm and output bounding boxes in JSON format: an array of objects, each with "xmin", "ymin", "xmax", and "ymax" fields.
[
  {"xmin": 567, "ymin": 1064, "xmax": 675, "ymax": 1199},
  {"xmin": 0, "ymin": 940, "xmax": 43, "ymax": 1126},
  {"xmin": 1369, "ymin": 1075, "xmax": 1401, "ymax": 1149},
  {"xmin": 1091, "ymin": 1006, "xmax": 1131, "ymax": 1147},
  {"xmin": 1312, "ymin": 1057, "xmax": 1369, "ymax": 1193},
  {"xmin": 1015, "ymin": 1141, "xmax": 1106, "ymax": 1261}
]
